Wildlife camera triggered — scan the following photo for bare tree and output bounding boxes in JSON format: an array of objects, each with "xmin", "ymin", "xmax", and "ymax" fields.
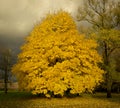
[
  {"xmin": 0, "ymin": 48, "xmax": 12, "ymax": 94},
  {"xmin": 77, "ymin": 0, "xmax": 120, "ymax": 29}
]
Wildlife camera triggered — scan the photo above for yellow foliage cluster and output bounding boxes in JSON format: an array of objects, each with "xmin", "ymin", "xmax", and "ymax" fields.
[{"xmin": 12, "ymin": 11, "xmax": 104, "ymax": 97}]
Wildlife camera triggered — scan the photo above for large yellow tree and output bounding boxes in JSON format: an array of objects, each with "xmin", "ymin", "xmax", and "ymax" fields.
[{"xmin": 12, "ymin": 11, "xmax": 104, "ymax": 97}]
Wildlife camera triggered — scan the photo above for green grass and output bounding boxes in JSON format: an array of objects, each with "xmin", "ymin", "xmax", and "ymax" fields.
[{"xmin": 0, "ymin": 91, "xmax": 120, "ymax": 108}]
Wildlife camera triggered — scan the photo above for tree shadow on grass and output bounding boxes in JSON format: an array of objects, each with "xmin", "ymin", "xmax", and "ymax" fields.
[
  {"xmin": 0, "ymin": 90, "xmax": 36, "ymax": 100},
  {"xmin": 91, "ymin": 92, "xmax": 120, "ymax": 104}
]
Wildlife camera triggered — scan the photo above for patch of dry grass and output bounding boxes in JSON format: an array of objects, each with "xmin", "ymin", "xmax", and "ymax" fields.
[{"xmin": 0, "ymin": 91, "xmax": 120, "ymax": 108}]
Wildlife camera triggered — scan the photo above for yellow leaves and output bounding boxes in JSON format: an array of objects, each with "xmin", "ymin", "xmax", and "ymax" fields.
[
  {"xmin": 12, "ymin": 10, "xmax": 104, "ymax": 97},
  {"xmin": 45, "ymin": 94, "xmax": 51, "ymax": 98},
  {"xmin": 37, "ymin": 11, "xmax": 77, "ymax": 36}
]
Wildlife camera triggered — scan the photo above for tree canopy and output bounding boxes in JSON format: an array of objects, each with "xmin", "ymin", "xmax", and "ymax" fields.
[
  {"xmin": 77, "ymin": 0, "xmax": 120, "ymax": 29},
  {"xmin": 77, "ymin": 0, "xmax": 120, "ymax": 98},
  {"xmin": 12, "ymin": 11, "xmax": 104, "ymax": 97}
]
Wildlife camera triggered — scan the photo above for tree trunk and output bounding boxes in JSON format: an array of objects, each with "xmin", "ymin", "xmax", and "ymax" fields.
[
  {"xmin": 107, "ymin": 90, "xmax": 112, "ymax": 98},
  {"xmin": 4, "ymin": 69, "xmax": 8, "ymax": 94},
  {"xmin": 104, "ymin": 42, "xmax": 112, "ymax": 98},
  {"xmin": 106, "ymin": 75, "xmax": 112, "ymax": 98},
  {"xmin": 117, "ymin": 87, "xmax": 120, "ymax": 94}
]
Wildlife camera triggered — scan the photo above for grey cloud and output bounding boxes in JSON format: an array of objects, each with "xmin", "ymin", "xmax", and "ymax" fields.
[
  {"xmin": 0, "ymin": 0, "xmax": 81, "ymax": 37},
  {"xmin": 0, "ymin": 0, "xmax": 81, "ymax": 53}
]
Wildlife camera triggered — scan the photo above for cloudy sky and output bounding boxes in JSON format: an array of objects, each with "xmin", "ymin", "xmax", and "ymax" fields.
[{"xmin": 0, "ymin": 0, "xmax": 81, "ymax": 53}]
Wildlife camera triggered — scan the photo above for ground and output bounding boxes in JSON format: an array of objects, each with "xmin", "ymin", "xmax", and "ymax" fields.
[{"xmin": 0, "ymin": 91, "xmax": 120, "ymax": 108}]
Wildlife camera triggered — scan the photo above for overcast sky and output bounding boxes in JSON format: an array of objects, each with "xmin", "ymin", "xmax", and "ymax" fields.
[
  {"xmin": 0, "ymin": 0, "xmax": 81, "ymax": 52},
  {"xmin": 0, "ymin": 0, "xmax": 81, "ymax": 36}
]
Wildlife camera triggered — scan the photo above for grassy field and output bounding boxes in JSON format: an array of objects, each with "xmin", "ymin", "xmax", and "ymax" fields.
[{"xmin": 0, "ymin": 91, "xmax": 120, "ymax": 108}]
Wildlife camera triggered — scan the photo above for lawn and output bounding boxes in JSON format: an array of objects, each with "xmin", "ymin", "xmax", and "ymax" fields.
[{"xmin": 0, "ymin": 91, "xmax": 120, "ymax": 108}]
